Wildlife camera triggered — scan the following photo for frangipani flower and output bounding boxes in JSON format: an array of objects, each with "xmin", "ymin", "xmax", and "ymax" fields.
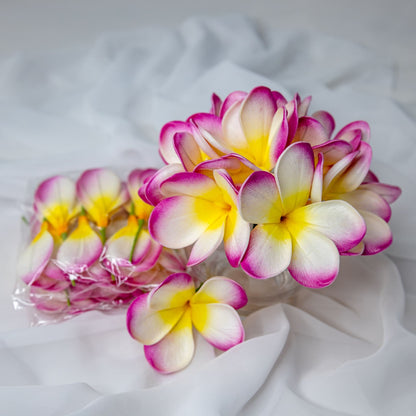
[
  {"xmin": 76, "ymin": 168, "xmax": 129, "ymax": 231},
  {"xmin": 34, "ymin": 175, "xmax": 79, "ymax": 237},
  {"xmin": 101, "ymin": 215, "xmax": 162, "ymax": 283},
  {"xmin": 149, "ymin": 169, "xmax": 250, "ymax": 267},
  {"xmin": 127, "ymin": 273, "xmax": 247, "ymax": 373},
  {"xmin": 94, "ymin": 169, "xmax": 164, "ymax": 284},
  {"xmin": 55, "ymin": 215, "xmax": 103, "ymax": 276},
  {"xmin": 319, "ymin": 141, "xmax": 401, "ymax": 254},
  {"xmin": 139, "ymin": 164, "xmax": 185, "ymax": 206},
  {"xmin": 157, "ymin": 87, "xmax": 308, "ymax": 179},
  {"xmin": 200, "ymin": 86, "xmax": 291, "ymax": 171},
  {"xmin": 239, "ymin": 142, "xmax": 366, "ymax": 287},
  {"xmin": 159, "ymin": 120, "xmax": 221, "ymax": 171},
  {"xmin": 127, "ymin": 169, "xmax": 157, "ymax": 220},
  {"xmin": 16, "ymin": 221, "xmax": 54, "ymax": 285}
]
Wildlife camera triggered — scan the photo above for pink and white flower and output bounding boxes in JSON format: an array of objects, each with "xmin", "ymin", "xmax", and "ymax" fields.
[
  {"xmin": 149, "ymin": 170, "xmax": 250, "ymax": 268},
  {"xmin": 127, "ymin": 169, "xmax": 157, "ymax": 220},
  {"xmin": 34, "ymin": 175, "xmax": 79, "ymax": 237},
  {"xmin": 101, "ymin": 215, "xmax": 162, "ymax": 284},
  {"xmin": 16, "ymin": 221, "xmax": 54, "ymax": 285},
  {"xmin": 199, "ymin": 86, "xmax": 291, "ymax": 171},
  {"xmin": 318, "ymin": 140, "xmax": 401, "ymax": 255},
  {"xmin": 239, "ymin": 142, "xmax": 366, "ymax": 287},
  {"xmin": 76, "ymin": 168, "xmax": 129, "ymax": 230},
  {"xmin": 127, "ymin": 272, "xmax": 247, "ymax": 373},
  {"xmin": 159, "ymin": 120, "xmax": 220, "ymax": 171},
  {"xmin": 55, "ymin": 215, "xmax": 103, "ymax": 276}
]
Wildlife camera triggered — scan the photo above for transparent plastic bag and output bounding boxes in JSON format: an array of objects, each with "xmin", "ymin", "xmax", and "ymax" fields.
[{"xmin": 13, "ymin": 167, "xmax": 181, "ymax": 325}]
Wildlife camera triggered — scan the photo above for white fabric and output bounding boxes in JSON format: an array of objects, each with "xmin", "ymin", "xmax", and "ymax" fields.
[{"xmin": 0, "ymin": 15, "xmax": 415, "ymax": 415}]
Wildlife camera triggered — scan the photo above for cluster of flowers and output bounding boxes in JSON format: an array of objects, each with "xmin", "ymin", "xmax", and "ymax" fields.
[
  {"xmin": 142, "ymin": 86, "xmax": 401, "ymax": 286},
  {"xmin": 15, "ymin": 168, "xmax": 189, "ymax": 318},
  {"xmin": 17, "ymin": 86, "xmax": 401, "ymax": 373}
]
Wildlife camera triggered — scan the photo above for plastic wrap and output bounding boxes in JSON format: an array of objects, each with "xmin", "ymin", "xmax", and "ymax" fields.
[{"xmin": 13, "ymin": 167, "xmax": 187, "ymax": 325}]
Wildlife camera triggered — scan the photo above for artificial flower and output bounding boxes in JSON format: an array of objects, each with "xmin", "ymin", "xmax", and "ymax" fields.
[
  {"xmin": 96, "ymin": 168, "xmax": 164, "ymax": 284},
  {"xmin": 55, "ymin": 214, "xmax": 103, "ymax": 275},
  {"xmin": 159, "ymin": 120, "xmax": 220, "ymax": 171},
  {"xmin": 149, "ymin": 169, "xmax": 250, "ymax": 267},
  {"xmin": 316, "ymin": 140, "xmax": 401, "ymax": 254},
  {"xmin": 239, "ymin": 142, "xmax": 366, "ymax": 287},
  {"xmin": 127, "ymin": 272, "xmax": 247, "ymax": 373},
  {"xmin": 34, "ymin": 175, "xmax": 79, "ymax": 237},
  {"xmin": 100, "ymin": 214, "xmax": 162, "ymax": 284},
  {"xmin": 76, "ymin": 168, "xmax": 129, "ymax": 234},
  {"xmin": 138, "ymin": 164, "xmax": 185, "ymax": 206},
  {"xmin": 127, "ymin": 169, "xmax": 157, "ymax": 220},
  {"xmin": 157, "ymin": 87, "xmax": 310, "ymax": 178},
  {"xmin": 195, "ymin": 86, "xmax": 291, "ymax": 171},
  {"xmin": 16, "ymin": 221, "xmax": 54, "ymax": 285}
]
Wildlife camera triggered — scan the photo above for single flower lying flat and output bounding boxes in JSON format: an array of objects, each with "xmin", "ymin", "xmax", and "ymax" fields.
[{"xmin": 127, "ymin": 272, "xmax": 247, "ymax": 373}]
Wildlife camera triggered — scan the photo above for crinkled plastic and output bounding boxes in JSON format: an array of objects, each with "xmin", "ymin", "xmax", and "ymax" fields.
[{"xmin": 13, "ymin": 167, "xmax": 187, "ymax": 325}]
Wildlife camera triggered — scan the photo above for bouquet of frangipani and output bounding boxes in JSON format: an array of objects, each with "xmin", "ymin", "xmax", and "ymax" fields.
[
  {"xmin": 15, "ymin": 86, "xmax": 401, "ymax": 374},
  {"xmin": 15, "ymin": 168, "xmax": 171, "ymax": 318}
]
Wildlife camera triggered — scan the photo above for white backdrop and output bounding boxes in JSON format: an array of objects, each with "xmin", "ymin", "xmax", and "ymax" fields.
[
  {"xmin": 1, "ymin": 0, "xmax": 415, "ymax": 116},
  {"xmin": 0, "ymin": 13, "xmax": 415, "ymax": 416}
]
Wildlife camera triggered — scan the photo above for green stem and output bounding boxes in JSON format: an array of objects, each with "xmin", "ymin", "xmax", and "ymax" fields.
[
  {"xmin": 129, "ymin": 219, "xmax": 144, "ymax": 263},
  {"xmin": 195, "ymin": 281, "xmax": 204, "ymax": 292},
  {"xmin": 130, "ymin": 202, "xmax": 135, "ymax": 216},
  {"xmin": 99, "ymin": 227, "xmax": 106, "ymax": 244},
  {"xmin": 65, "ymin": 289, "xmax": 71, "ymax": 306},
  {"xmin": 21, "ymin": 216, "xmax": 29, "ymax": 225}
]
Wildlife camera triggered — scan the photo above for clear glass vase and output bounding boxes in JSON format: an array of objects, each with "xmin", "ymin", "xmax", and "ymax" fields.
[
  {"xmin": 191, "ymin": 249, "xmax": 300, "ymax": 315},
  {"xmin": 227, "ymin": 268, "xmax": 300, "ymax": 315}
]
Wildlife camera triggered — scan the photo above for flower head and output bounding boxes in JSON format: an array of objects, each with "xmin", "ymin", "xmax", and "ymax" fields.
[
  {"xmin": 100, "ymin": 215, "xmax": 162, "ymax": 284},
  {"xmin": 318, "ymin": 140, "xmax": 401, "ymax": 255},
  {"xmin": 34, "ymin": 175, "xmax": 79, "ymax": 237},
  {"xmin": 127, "ymin": 272, "xmax": 247, "ymax": 373},
  {"xmin": 239, "ymin": 142, "xmax": 366, "ymax": 287},
  {"xmin": 194, "ymin": 86, "xmax": 292, "ymax": 172},
  {"xmin": 127, "ymin": 169, "xmax": 157, "ymax": 220},
  {"xmin": 149, "ymin": 169, "xmax": 250, "ymax": 268},
  {"xmin": 76, "ymin": 168, "xmax": 129, "ymax": 229},
  {"xmin": 16, "ymin": 221, "xmax": 54, "ymax": 285},
  {"xmin": 55, "ymin": 215, "xmax": 103, "ymax": 275}
]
